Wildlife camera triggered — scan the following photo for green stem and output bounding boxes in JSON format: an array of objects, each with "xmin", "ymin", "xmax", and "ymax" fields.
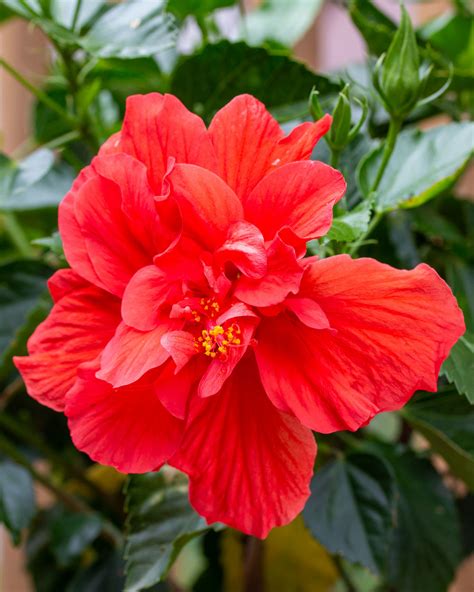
[
  {"xmin": 370, "ymin": 118, "xmax": 401, "ymax": 193},
  {"xmin": 2, "ymin": 213, "xmax": 34, "ymax": 258},
  {"xmin": 329, "ymin": 148, "xmax": 341, "ymax": 169},
  {"xmin": 333, "ymin": 555, "xmax": 358, "ymax": 592},
  {"xmin": 71, "ymin": 0, "xmax": 83, "ymax": 31},
  {"xmin": 42, "ymin": 129, "xmax": 81, "ymax": 150},
  {"xmin": 348, "ymin": 211, "xmax": 383, "ymax": 256},
  {"xmin": 0, "ymin": 58, "xmax": 74, "ymax": 125}
]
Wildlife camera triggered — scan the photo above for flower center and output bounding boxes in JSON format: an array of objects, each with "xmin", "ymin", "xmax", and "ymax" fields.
[{"xmin": 194, "ymin": 322, "xmax": 242, "ymax": 359}]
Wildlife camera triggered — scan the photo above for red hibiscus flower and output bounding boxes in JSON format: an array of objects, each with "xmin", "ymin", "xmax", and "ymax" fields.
[{"xmin": 15, "ymin": 94, "xmax": 464, "ymax": 538}]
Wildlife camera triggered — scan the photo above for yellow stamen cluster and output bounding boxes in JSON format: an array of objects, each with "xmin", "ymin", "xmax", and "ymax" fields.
[
  {"xmin": 195, "ymin": 323, "xmax": 242, "ymax": 359},
  {"xmin": 200, "ymin": 297, "xmax": 220, "ymax": 318}
]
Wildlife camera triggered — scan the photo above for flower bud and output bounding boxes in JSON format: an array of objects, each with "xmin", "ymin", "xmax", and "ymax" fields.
[
  {"xmin": 309, "ymin": 87, "xmax": 324, "ymax": 121},
  {"xmin": 376, "ymin": 5, "xmax": 421, "ymax": 119},
  {"xmin": 329, "ymin": 85, "xmax": 352, "ymax": 150}
]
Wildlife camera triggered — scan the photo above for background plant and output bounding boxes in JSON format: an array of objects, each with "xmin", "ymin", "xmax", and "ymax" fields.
[{"xmin": 0, "ymin": 0, "xmax": 473, "ymax": 591}]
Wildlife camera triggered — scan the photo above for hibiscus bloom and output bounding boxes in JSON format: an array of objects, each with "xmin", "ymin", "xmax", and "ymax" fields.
[{"xmin": 15, "ymin": 94, "xmax": 464, "ymax": 538}]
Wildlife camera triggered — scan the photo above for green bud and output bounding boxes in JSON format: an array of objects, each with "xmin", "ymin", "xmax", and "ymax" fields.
[
  {"xmin": 329, "ymin": 85, "xmax": 352, "ymax": 150},
  {"xmin": 309, "ymin": 87, "xmax": 324, "ymax": 121},
  {"xmin": 379, "ymin": 5, "xmax": 421, "ymax": 119}
]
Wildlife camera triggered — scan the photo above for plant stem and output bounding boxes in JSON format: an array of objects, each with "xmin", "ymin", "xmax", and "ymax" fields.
[
  {"xmin": 1, "ymin": 212, "xmax": 34, "ymax": 258},
  {"xmin": 244, "ymin": 537, "xmax": 264, "ymax": 592},
  {"xmin": 370, "ymin": 118, "xmax": 401, "ymax": 193},
  {"xmin": 71, "ymin": 0, "xmax": 83, "ymax": 31},
  {"xmin": 42, "ymin": 129, "xmax": 81, "ymax": 150},
  {"xmin": 0, "ymin": 58, "xmax": 74, "ymax": 125},
  {"xmin": 348, "ymin": 211, "xmax": 383, "ymax": 256},
  {"xmin": 330, "ymin": 148, "xmax": 341, "ymax": 169},
  {"xmin": 333, "ymin": 555, "xmax": 358, "ymax": 592}
]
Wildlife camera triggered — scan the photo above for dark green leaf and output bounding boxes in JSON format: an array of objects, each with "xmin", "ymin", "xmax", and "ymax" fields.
[
  {"xmin": 404, "ymin": 391, "xmax": 474, "ymax": 489},
  {"xmin": 0, "ymin": 149, "xmax": 74, "ymax": 211},
  {"xmin": 349, "ymin": 0, "xmax": 397, "ymax": 56},
  {"xmin": 240, "ymin": 0, "xmax": 324, "ymax": 47},
  {"xmin": 168, "ymin": 0, "xmax": 235, "ymax": 20},
  {"xmin": 0, "ymin": 260, "xmax": 51, "ymax": 363},
  {"xmin": 68, "ymin": 551, "xmax": 126, "ymax": 592},
  {"xmin": 358, "ymin": 122, "xmax": 474, "ymax": 212},
  {"xmin": 170, "ymin": 40, "xmax": 339, "ymax": 121},
  {"xmin": 373, "ymin": 444, "xmax": 462, "ymax": 592},
  {"xmin": 124, "ymin": 470, "xmax": 209, "ymax": 592},
  {"xmin": 446, "ymin": 262, "xmax": 474, "ymax": 332},
  {"xmin": 302, "ymin": 452, "xmax": 396, "ymax": 574},
  {"xmin": 0, "ymin": 458, "xmax": 36, "ymax": 544},
  {"xmin": 79, "ymin": 0, "xmax": 177, "ymax": 59},
  {"xmin": 441, "ymin": 333, "xmax": 474, "ymax": 404},
  {"xmin": 52, "ymin": 513, "xmax": 103, "ymax": 566}
]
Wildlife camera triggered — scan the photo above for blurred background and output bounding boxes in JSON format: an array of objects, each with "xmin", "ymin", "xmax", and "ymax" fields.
[{"xmin": 1, "ymin": 0, "xmax": 473, "ymax": 590}]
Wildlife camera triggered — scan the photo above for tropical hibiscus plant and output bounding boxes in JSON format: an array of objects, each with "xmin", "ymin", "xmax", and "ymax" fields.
[{"xmin": 0, "ymin": 1, "xmax": 473, "ymax": 591}]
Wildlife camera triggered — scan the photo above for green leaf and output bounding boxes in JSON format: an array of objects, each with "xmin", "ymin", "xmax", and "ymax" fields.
[
  {"xmin": 373, "ymin": 444, "xmax": 462, "ymax": 592},
  {"xmin": 0, "ymin": 149, "xmax": 74, "ymax": 211},
  {"xmin": 168, "ymin": 0, "xmax": 235, "ymax": 20},
  {"xmin": 327, "ymin": 199, "xmax": 372, "ymax": 243},
  {"xmin": 302, "ymin": 452, "xmax": 396, "ymax": 574},
  {"xmin": 446, "ymin": 261, "xmax": 474, "ymax": 332},
  {"xmin": 124, "ymin": 470, "xmax": 209, "ymax": 592},
  {"xmin": 0, "ymin": 260, "xmax": 51, "ymax": 371},
  {"xmin": 170, "ymin": 40, "xmax": 339, "ymax": 121},
  {"xmin": 349, "ymin": 0, "xmax": 397, "ymax": 56},
  {"xmin": 441, "ymin": 333, "xmax": 474, "ymax": 404},
  {"xmin": 79, "ymin": 0, "xmax": 177, "ymax": 59},
  {"xmin": 403, "ymin": 391, "xmax": 474, "ymax": 489},
  {"xmin": 240, "ymin": 0, "xmax": 324, "ymax": 48},
  {"xmin": 358, "ymin": 122, "xmax": 474, "ymax": 213},
  {"xmin": 0, "ymin": 458, "xmax": 36, "ymax": 544},
  {"xmin": 51, "ymin": 513, "xmax": 103, "ymax": 567}
]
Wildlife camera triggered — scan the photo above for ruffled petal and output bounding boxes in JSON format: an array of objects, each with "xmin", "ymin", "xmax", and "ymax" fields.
[
  {"xmin": 208, "ymin": 94, "xmax": 331, "ymax": 200},
  {"xmin": 255, "ymin": 256, "xmax": 465, "ymax": 433},
  {"xmin": 234, "ymin": 237, "xmax": 303, "ymax": 307},
  {"xmin": 121, "ymin": 265, "xmax": 181, "ymax": 331},
  {"xmin": 97, "ymin": 320, "xmax": 181, "ymax": 388},
  {"xmin": 285, "ymin": 297, "xmax": 331, "ymax": 330},
  {"xmin": 170, "ymin": 356, "xmax": 316, "ymax": 538},
  {"xmin": 120, "ymin": 93, "xmax": 217, "ymax": 192},
  {"xmin": 14, "ymin": 280, "xmax": 120, "ymax": 411},
  {"xmin": 164, "ymin": 163, "xmax": 243, "ymax": 250},
  {"xmin": 214, "ymin": 220, "xmax": 267, "ymax": 279},
  {"xmin": 65, "ymin": 364, "xmax": 183, "ymax": 473},
  {"xmin": 244, "ymin": 160, "xmax": 346, "ymax": 241}
]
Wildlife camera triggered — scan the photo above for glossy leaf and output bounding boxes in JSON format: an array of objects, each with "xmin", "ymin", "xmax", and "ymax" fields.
[
  {"xmin": 170, "ymin": 40, "xmax": 339, "ymax": 121},
  {"xmin": 404, "ymin": 391, "xmax": 474, "ymax": 489},
  {"xmin": 0, "ymin": 261, "xmax": 51, "ymax": 372},
  {"xmin": 441, "ymin": 333, "xmax": 474, "ymax": 404},
  {"xmin": 124, "ymin": 470, "xmax": 209, "ymax": 592},
  {"xmin": 358, "ymin": 122, "xmax": 474, "ymax": 212},
  {"xmin": 52, "ymin": 513, "xmax": 103, "ymax": 566},
  {"xmin": 0, "ymin": 458, "xmax": 36, "ymax": 544},
  {"xmin": 0, "ymin": 149, "xmax": 74, "ymax": 211},
  {"xmin": 374, "ymin": 444, "xmax": 462, "ymax": 592},
  {"xmin": 302, "ymin": 452, "xmax": 396, "ymax": 574},
  {"xmin": 327, "ymin": 199, "xmax": 372, "ymax": 243},
  {"xmin": 349, "ymin": 0, "xmax": 396, "ymax": 56},
  {"xmin": 79, "ymin": 0, "xmax": 177, "ymax": 59},
  {"xmin": 240, "ymin": 0, "xmax": 324, "ymax": 48}
]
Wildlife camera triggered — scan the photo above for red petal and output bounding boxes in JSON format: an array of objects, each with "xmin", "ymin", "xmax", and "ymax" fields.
[
  {"xmin": 285, "ymin": 297, "xmax": 331, "ymax": 330},
  {"xmin": 155, "ymin": 359, "xmax": 203, "ymax": 420},
  {"xmin": 98, "ymin": 131, "xmax": 122, "ymax": 156},
  {"xmin": 121, "ymin": 93, "xmax": 217, "ymax": 192},
  {"xmin": 214, "ymin": 220, "xmax": 267, "ymax": 279},
  {"xmin": 244, "ymin": 160, "xmax": 345, "ymax": 241},
  {"xmin": 97, "ymin": 320, "xmax": 180, "ymax": 388},
  {"xmin": 234, "ymin": 237, "xmax": 304, "ymax": 307},
  {"xmin": 165, "ymin": 163, "xmax": 243, "ymax": 250},
  {"xmin": 48, "ymin": 269, "xmax": 91, "ymax": 303},
  {"xmin": 65, "ymin": 364, "xmax": 183, "ymax": 473},
  {"xmin": 256, "ymin": 256, "xmax": 465, "ymax": 433},
  {"xmin": 272, "ymin": 115, "xmax": 332, "ymax": 163},
  {"xmin": 209, "ymin": 95, "xmax": 331, "ymax": 200},
  {"xmin": 170, "ymin": 356, "xmax": 316, "ymax": 538},
  {"xmin": 14, "ymin": 283, "xmax": 120, "ymax": 411},
  {"xmin": 209, "ymin": 95, "xmax": 283, "ymax": 200},
  {"xmin": 161, "ymin": 330, "xmax": 197, "ymax": 372},
  {"xmin": 121, "ymin": 265, "xmax": 181, "ymax": 331},
  {"xmin": 197, "ymin": 317, "xmax": 259, "ymax": 398}
]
